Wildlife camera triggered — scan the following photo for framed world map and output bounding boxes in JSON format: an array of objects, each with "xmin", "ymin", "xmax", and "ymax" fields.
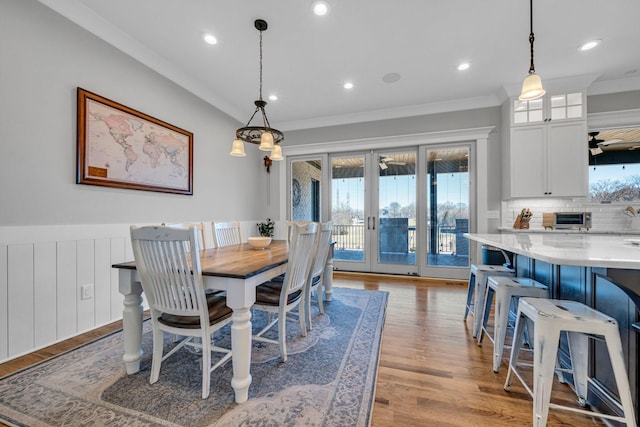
[{"xmin": 76, "ymin": 88, "xmax": 193, "ymax": 195}]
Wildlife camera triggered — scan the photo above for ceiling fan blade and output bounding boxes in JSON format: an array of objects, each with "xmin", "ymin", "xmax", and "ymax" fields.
[{"xmin": 598, "ymin": 138, "xmax": 625, "ymax": 147}]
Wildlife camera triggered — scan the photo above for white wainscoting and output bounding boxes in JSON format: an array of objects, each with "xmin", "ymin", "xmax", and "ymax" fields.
[
  {"xmin": 0, "ymin": 223, "xmax": 134, "ymax": 363},
  {"xmin": 0, "ymin": 220, "xmax": 282, "ymax": 363}
]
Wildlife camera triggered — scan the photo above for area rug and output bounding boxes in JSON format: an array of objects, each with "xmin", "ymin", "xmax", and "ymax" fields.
[{"xmin": 0, "ymin": 287, "xmax": 387, "ymax": 427}]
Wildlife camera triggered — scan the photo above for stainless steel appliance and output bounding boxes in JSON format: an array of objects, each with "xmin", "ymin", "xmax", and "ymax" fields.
[{"xmin": 553, "ymin": 212, "xmax": 592, "ymax": 230}]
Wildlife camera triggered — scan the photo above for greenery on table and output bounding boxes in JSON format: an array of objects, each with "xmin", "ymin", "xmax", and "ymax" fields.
[{"xmin": 257, "ymin": 218, "xmax": 275, "ymax": 237}]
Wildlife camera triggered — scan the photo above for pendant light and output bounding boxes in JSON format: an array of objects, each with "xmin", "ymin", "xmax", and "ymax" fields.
[
  {"xmin": 519, "ymin": 0, "xmax": 545, "ymax": 101},
  {"xmin": 231, "ymin": 19, "xmax": 283, "ymax": 158}
]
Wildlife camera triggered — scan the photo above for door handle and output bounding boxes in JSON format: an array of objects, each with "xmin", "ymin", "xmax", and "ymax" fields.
[
  {"xmin": 367, "ymin": 216, "xmax": 371, "ymax": 230},
  {"xmin": 372, "ymin": 216, "xmax": 376, "ymax": 230}
]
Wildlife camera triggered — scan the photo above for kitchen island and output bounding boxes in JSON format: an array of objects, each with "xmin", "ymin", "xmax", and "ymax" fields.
[{"xmin": 465, "ymin": 232, "xmax": 640, "ymax": 421}]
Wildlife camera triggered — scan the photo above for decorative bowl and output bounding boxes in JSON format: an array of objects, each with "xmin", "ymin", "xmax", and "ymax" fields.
[{"xmin": 248, "ymin": 236, "xmax": 272, "ymax": 249}]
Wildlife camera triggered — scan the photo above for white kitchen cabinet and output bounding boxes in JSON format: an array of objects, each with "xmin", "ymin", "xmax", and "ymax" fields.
[
  {"xmin": 512, "ymin": 91, "xmax": 584, "ymax": 125},
  {"xmin": 504, "ymin": 120, "xmax": 588, "ymax": 198}
]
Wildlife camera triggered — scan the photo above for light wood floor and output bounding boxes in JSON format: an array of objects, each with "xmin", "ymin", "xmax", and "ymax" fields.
[{"xmin": 0, "ymin": 273, "xmax": 611, "ymax": 426}]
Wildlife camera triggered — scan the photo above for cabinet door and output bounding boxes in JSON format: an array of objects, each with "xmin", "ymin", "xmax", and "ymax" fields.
[
  {"xmin": 547, "ymin": 121, "xmax": 587, "ymax": 197},
  {"xmin": 509, "ymin": 126, "xmax": 546, "ymax": 197}
]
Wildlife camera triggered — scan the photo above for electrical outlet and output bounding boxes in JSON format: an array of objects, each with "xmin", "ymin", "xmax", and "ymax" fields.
[{"xmin": 81, "ymin": 284, "xmax": 93, "ymax": 300}]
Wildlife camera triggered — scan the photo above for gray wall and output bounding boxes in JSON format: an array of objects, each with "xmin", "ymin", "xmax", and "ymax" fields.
[
  {"xmin": 0, "ymin": 0, "xmax": 279, "ymax": 227},
  {"xmin": 588, "ymin": 90, "xmax": 640, "ymax": 114}
]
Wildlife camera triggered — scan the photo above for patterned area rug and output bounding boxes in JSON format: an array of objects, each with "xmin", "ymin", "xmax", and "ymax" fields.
[{"xmin": 0, "ymin": 287, "xmax": 387, "ymax": 427}]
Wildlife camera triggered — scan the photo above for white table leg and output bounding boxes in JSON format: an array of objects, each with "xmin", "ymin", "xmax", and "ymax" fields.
[
  {"xmin": 323, "ymin": 247, "xmax": 334, "ymax": 302},
  {"xmin": 118, "ymin": 269, "xmax": 144, "ymax": 374},
  {"xmin": 228, "ymin": 307, "xmax": 252, "ymax": 403}
]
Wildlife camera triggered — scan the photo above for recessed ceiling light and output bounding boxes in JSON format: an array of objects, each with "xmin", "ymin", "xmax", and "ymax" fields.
[
  {"xmin": 457, "ymin": 62, "xmax": 470, "ymax": 71},
  {"xmin": 579, "ymin": 40, "xmax": 600, "ymax": 51},
  {"xmin": 269, "ymin": 94, "xmax": 278, "ymax": 101},
  {"xmin": 382, "ymin": 72, "xmax": 401, "ymax": 83},
  {"xmin": 343, "ymin": 82, "xmax": 354, "ymax": 89},
  {"xmin": 203, "ymin": 34, "xmax": 217, "ymax": 45},
  {"xmin": 312, "ymin": 1, "xmax": 330, "ymax": 16}
]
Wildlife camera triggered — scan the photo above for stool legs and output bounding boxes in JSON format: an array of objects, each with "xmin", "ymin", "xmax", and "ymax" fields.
[
  {"xmin": 463, "ymin": 271, "xmax": 476, "ymax": 321},
  {"xmin": 532, "ymin": 325, "xmax": 561, "ymax": 427},
  {"xmin": 472, "ymin": 271, "xmax": 488, "ymax": 338},
  {"xmin": 505, "ymin": 298, "xmax": 637, "ymax": 427},
  {"xmin": 492, "ymin": 286, "xmax": 511, "ymax": 372},
  {"xmin": 604, "ymin": 331, "xmax": 636, "ymax": 427},
  {"xmin": 566, "ymin": 331, "xmax": 589, "ymax": 404}
]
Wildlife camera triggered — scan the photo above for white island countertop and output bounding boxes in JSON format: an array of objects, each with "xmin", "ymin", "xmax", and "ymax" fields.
[{"xmin": 464, "ymin": 233, "xmax": 640, "ymax": 270}]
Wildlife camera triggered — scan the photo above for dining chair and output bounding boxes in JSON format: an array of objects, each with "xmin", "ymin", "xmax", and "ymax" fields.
[
  {"xmin": 304, "ymin": 221, "xmax": 333, "ymax": 330},
  {"xmin": 130, "ymin": 225, "xmax": 232, "ymax": 399},
  {"xmin": 252, "ymin": 222, "xmax": 319, "ymax": 362},
  {"xmin": 212, "ymin": 221, "xmax": 242, "ymax": 247},
  {"xmin": 163, "ymin": 222, "xmax": 208, "ymax": 250}
]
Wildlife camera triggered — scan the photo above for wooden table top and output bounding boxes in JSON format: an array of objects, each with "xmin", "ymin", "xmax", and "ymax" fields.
[{"xmin": 112, "ymin": 240, "xmax": 289, "ymax": 279}]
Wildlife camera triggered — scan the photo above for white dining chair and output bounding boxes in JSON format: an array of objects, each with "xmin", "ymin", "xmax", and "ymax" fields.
[
  {"xmin": 130, "ymin": 225, "xmax": 232, "ymax": 399},
  {"xmin": 212, "ymin": 221, "xmax": 242, "ymax": 247},
  {"xmin": 304, "ymin": 221, "xmax": 332, "ymax": 330},
  {"xmin": 252, "ymin": 222, "xmax": 319, "ymax": 362},
  {"xmin": 163, "ymin": 222, "xmax": 208, "ymax": 250}
]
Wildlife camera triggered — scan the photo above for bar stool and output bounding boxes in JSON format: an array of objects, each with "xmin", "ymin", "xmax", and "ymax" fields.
[
  {"xmin": 477, "ymin": 276, "xmax": 549, "ymax": 372},
  {"xmin": 464, "ymin": 263, "xmax": 515, "ymax": 338},
  {"xmin": 504, "ymin": 298, "xmax": 636, "ymax": 427}
]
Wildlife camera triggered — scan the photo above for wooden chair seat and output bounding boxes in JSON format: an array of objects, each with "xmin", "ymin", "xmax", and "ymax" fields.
[
  {"xmin": 158, "ymin": 293, "xmax": 232, "ymax": 328},
  {"xmin": 256, "ymin": 281, "xmax": 303, "ymax": 305}
]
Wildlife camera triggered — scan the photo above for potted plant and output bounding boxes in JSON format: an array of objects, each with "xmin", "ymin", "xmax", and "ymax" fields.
[{"xmin": 257, "ymin": 218, "xmax": 275, "ymax": 237}]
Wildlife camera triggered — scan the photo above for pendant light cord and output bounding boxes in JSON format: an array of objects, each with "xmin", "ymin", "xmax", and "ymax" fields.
[
  {"xmin": 259, "ymin": 30, "xmax": 263, "ymax": 102},
  {"xmin": 528, "ymin": 0, "xmax": 536, "ymax": 74}
]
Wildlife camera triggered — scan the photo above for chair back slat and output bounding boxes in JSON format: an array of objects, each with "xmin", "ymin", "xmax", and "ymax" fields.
[
  {"xmin": 163, "ymin": 222, "xmax": 208, "ymax": 250},
  {"xmin": 282, "ymin": 222, "xmax": 319, "ymax": 301},
  {"xmin": 131, "ymin": 225, "xmax": 206, "ymax": 318},
  {"xmin": 309, "ymin": 221, "xmax": 332, "ymax": 279},
  {"xmin": 212, "ymin": 221, "xmax": 242, "ymax": 247}
]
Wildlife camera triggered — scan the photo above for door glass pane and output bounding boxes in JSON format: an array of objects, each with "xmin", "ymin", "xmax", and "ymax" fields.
[
  {"xmin": 331, "ymin": 155, "xmax": 365, "ymax": 262},
  {"xmin": 291, "ymin": 160, "xmax": 321, "ymax": 222},
  {"xmin": 378, "ymin": 152, "xmax": 416, "ymax": 265},
  {"xmin": 426, "ymin": 147, "xmax": 470, "ymax": 268}
]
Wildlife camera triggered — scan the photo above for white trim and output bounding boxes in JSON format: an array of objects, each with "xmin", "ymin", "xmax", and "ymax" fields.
[
  {"xmin": 587, "ymin": 109, "xmax": 640, "ymax": 130},
  {"xmin": 283, "ymin": 127, "xmax": 495, "ymax": 156},
  {"xmin": 279, "ymin": 97, "xmax": 501, "ymax": 131}
]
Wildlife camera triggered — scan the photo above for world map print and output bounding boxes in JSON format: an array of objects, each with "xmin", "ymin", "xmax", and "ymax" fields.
[{"xmin": 84, "ymin": 98, "xmax": 191, "ymax": 193}]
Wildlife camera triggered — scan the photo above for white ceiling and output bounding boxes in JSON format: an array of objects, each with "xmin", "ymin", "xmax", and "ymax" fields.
[{"xmin": 40, "ymin": 0, "xmax": 640, "ymax": 132}]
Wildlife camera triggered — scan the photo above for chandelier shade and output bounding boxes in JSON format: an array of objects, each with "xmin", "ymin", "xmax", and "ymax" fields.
[
  {"xmin": 518, "ymin": 0, "xmax": 545, "ymax": 101},
  {"xmin": 519, "ymin": 72, "xmax": 545, "ymax": 101},
  {"xmin": 232, "ymin": 19, "xmax": 283, "ymax": 159},
  {"xmin": 270, "ymin": 143, "xmax": 283, "ymax": 161},
  {"xmin": 230, "ymin": 139, "xmax": 246, "ymax": 157}
]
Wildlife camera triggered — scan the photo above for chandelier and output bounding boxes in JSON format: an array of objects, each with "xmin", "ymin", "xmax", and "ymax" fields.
[
  {"xmin": 519, "ymin": 0, "xmax": 545, "ymax": 101},
  {"xmin": 230, "ymin": 19, "xmax": 283, "ymax": 160}
]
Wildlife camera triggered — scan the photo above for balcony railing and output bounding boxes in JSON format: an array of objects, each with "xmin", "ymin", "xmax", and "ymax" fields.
[{"xmin": 331, "ymin": 224, "xmax": 458, "ymax": 255}]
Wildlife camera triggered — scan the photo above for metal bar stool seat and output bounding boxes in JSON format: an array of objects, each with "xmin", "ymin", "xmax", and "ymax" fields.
[
  {"xmin": 464, "ymin": 263, "xmax": 515, "ymax": 338},
  {"xmin": 478, "ymin": 276, "xmax": 549, "ymax": 372},
  {"xmin": 504, "ymin": 297, "xmax": 636, "ymax": 427}
]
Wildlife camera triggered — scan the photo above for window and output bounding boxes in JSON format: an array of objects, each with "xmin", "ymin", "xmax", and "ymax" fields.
[{"xmin": 589, "ymin": 128, "xmax": 640, "ymax": 203}]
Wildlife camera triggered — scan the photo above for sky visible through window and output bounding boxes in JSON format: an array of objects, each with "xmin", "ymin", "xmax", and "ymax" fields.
[
  {"xmin": 332, "ymin": 173, "xmax": 469, "ymax": 213},
  {"xmin": 589, "ymin": 163, "xmax": 640, "ymax": 202}
]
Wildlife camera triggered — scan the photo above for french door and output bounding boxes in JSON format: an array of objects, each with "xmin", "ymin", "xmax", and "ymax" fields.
[
  {"xmin": 288, "ymin": 142, "xmax": 473, "ymax": 279},
  {"xmin": 422, "ymin": 144, "xmax": 471, "ymax": 279},
  {"xmin": 330, "ymin": 150, "xmax": 418, "ymax": 275}
]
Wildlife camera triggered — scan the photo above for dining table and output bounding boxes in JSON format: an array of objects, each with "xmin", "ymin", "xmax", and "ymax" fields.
[{"xmin": 112, "ymin": 239, "xmax": 334, "ymax": 404}]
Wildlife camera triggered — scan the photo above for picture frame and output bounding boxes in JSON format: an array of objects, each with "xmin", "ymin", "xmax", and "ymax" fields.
[{"xmin": 77, "ymin": 87, "xmax": 193, "ymax": 195}]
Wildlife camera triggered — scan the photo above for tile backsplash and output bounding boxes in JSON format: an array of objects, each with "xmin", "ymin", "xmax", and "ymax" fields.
[{"xmin": 501, "ymin": 198, "xmax": 640, "ymax": 232}]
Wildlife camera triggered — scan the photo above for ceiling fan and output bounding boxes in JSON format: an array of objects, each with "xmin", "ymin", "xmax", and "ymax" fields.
[
  {"xmin": 588, "ymin": 132, "xmax": 604, "ymax": 156},
  {"xmin": 379, "ymin": 156, "xmax": 406, "ymax": 169},
  {"xmin": 588, "ymin": 131, "xmax": 633, "ymax": 155}
]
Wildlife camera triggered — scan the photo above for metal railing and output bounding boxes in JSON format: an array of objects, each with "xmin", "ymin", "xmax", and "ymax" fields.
[{"xmin": 331, "ymin": 224, "xmax": 457, "ymax": 254}]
